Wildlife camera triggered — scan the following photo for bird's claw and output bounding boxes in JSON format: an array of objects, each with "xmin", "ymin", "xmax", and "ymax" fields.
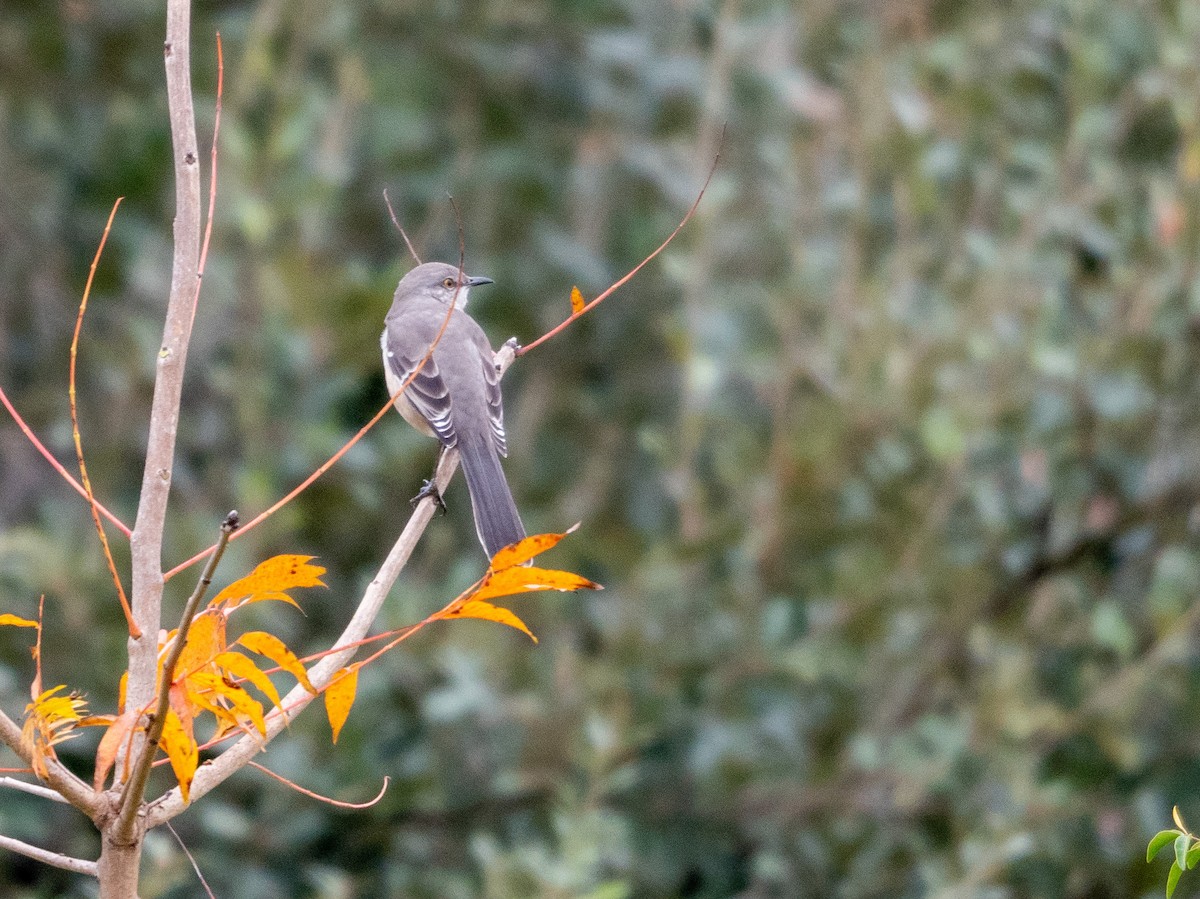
[{"xmin": 411, "ymin": 479, "xmax": 447, "ymax": 515}]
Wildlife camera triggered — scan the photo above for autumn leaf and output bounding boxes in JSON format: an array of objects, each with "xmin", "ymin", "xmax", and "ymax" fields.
[
  {"xmin": 210, "ymin": 554, "xmax": 327, "ymax": 611},
  {"xmin": 215, "ymin": 651, "xmax": 284, "ymax": 713},
  {"xmin": 169, "ymin": 609, "xmax": 226, "ymax": 683},
  {"xmin": 325, "ymin": 665, "xmax": 359, "ymax": 744},
  {"xmin": 22, "ymin": 686, "xmax": 88, "ymax": 778},
  {"xmin": 490, "ymin": 526, "xmax": 579, "ymax": 570},
  {"xmin": 447, "ymin": 599, "xmax": 538, "ymax": 642},
  {"xmin": 93, "ymin": 709, "xmax": 138, "ymax": 791},
  {"xmin": 160, "ymin": 708, "xmax": 198, "ymax": 803},
  {"xmin": 238, "ymin": 631, "xmax": 316, "ymax": 693},
  {"xmin": 471, "ymin": 566, "xmax": 601, "ymax": 604},
  {"xmin": 0, "ymin": 613, "xmax": 37, "ymax": 628},
  {"xmin": 570, "ymin": 285, "xmax": 585, "ymax": 315},
  {"xmin": 189, "ymin": 672, "xmax": 267, "ymax": 737}
]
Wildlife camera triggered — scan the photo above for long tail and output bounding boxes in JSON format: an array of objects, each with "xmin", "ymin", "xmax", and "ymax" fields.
[{"xmin": 458, "ymin": 432, "xmax": 526, "ymax": 559}]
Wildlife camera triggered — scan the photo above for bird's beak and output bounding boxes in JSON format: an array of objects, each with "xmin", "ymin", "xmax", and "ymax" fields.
[{"xmin": 467, "ymin": 275, "xmax": 494, "ymax": 287}]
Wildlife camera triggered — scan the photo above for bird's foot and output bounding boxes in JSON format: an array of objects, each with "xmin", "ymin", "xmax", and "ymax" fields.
[{"xmin": 410, "ymin": 479, "xmax": 447, "ymax": 515}]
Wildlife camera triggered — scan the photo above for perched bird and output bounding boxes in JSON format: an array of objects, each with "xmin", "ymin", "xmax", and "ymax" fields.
[{"xmin": 381, "ymin": 262, "xmax": 525, "ymax": 557}]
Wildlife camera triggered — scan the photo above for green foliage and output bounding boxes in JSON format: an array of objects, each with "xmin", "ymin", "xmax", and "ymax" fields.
[{"xmin": 6, "ymin": 0, "xmax": 1200, "ymax": 896}]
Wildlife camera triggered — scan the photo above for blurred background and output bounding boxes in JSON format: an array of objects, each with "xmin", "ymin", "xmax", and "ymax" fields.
[{"xmin": 3, "ymin": 0, "xmax": 1200, "ymax": 896}]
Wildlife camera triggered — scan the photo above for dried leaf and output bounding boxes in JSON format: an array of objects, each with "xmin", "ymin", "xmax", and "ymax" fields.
[
  {"xmin": 447, "ymin": 599, "xmax": 538, "ymax": 642},
  {"xmin": 211, "ymin": 555, "xmax": 326, "ymax": 610},
  {"xmin": 570, "ymin": 285, "xmax": 585, "ymax": 315},
  {"xmin": 325, "ymin": 666, "xmax": 359, "ymax": 744},
  {"xmin": 238, "ymin": 631, "xmax": 316, "ymax": 693},
  {"xmin": 0, "ymin": 614, "xmax": 37, "ymax": 628},
  {"xmin": 93, "ymin": 710, "xmax": 138, "ymax": 792}
]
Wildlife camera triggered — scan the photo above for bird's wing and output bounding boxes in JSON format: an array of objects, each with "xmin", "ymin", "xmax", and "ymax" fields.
[
  {"xmin": 479, "ymin": 346, "xmax": 508, "ymax": 458},
  {"xmin": 384, "ymin": 328, "xmax": 457, "ymax": 447}
]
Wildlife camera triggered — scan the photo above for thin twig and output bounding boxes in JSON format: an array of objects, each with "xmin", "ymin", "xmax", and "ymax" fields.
[
  {"xmin": 0, "ymin": 833, "xmax": 98, "ymax": 877},
  {"xmin": 165, "ymin": 821, "xmax": 216, "ymax": 899},
  {"xmin": 518, "ymin": 140, "xmax": 722, "ymax": 357},
  {"xmin": 0, "ymin": 384, "xmax": 131, "ymax": 537},
  {"xmin": 70, "ymin": 197, "xmax": 138, "ymax": 638},
  {"xmin": 188, "ymin": 31, "xmax": 223, "ymax": 334},
  {"xmin": 249, "ymin": 762, "xmax": 389, "ymax": 809},
  {"xmin": 116, "ymin": 512, "xmax": 238, "ymax": 842},
  {"xmin": 0, "ymin": 775, "xmax": 70, "ymax": 803},
  {"xmin": 383, "ymin": 188, "xmax": 422, "ymax": 265}
]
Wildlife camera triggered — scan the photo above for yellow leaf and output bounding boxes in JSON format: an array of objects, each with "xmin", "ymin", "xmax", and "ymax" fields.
[
  {"xmin": 211, "ymin": 555, "xmax": 326, "ymax": 610},
  {"xmin": 570, "ymin": 285, "xmax": 586, "ymax": 315},
  {"xmin": 0, "ymin": 614, "xmax": 37, "ymax": 628},
  {"xmin": 159, "ymin": 708, "xmax": 198, "ymax": 803},
  {"xmin": 93, "ymin": 710, "xmax": 138, "ymax": 792},
  {"xmin": 170, "ymin": 609, "xmax": 226, "ymax": 683},
  {"xmin": 215, "ymin": 651, "xmax": 284, "ymax": 713},
  {"xmin": 237, "ymin": 631, "xmax": 316, "ymax": 693},
  {"xmin": 447, "ymin": 599, "xmax": 538, "ymax": 643},
  {"xmin": 471, "ymin": 566, "xmax": 601, "ymax": 605},
  {"xmin": 187, "ymin": 689, "xmax": 241, "ymax": 740},
  {"xmin": 213, "ymin": 681, "xmax": 266, "ymax": 737},
  {"xmin": 325, "ymin": 666, "xmax": 359, "ymax": 744},
  {"xmin": 490, "ymin": 527, "xmax": 578, "ymax": 570}
]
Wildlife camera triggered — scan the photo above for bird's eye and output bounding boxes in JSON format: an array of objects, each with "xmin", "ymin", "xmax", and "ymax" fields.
[{"xmin": 442, "ymin": 277, "xmax": 455, "ymax": 288}]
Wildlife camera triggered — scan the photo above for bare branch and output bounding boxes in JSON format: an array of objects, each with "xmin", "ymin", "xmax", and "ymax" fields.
[
  {"xmin": 124, "ymin": 0, "xmax": 204, "ymax": 782},
  {"xmin": 0, "ymin": 833, "xmax": 98, "ymax": 878},
  {"xmin": 0, "ymin": 775, "xmax": 70, "ymax": 803},
  {"xmin": 0, "ymin": 706, "xmax": 99, "ymax": 817}
]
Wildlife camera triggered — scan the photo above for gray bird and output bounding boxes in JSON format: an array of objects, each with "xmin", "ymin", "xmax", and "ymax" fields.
[{"xmin": 381, "ymin": 261, "xmax": 526, "ymax": 558}]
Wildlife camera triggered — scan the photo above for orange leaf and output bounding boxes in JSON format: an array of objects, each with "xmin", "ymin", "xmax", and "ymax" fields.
[
  {"xmin": 215, "ymin": 651, "xmax": 284, "ymax": 713},
  {"xmin": 159, "ymin": 708, "xmax": 198, "ymax": 803},
  {"xmin": 237, "ymin": 631, "xmax": 316, "ymax": 693},
  {"xmin": 446, "ymin": 599, "xmax": 538, "ymax": 643},
  {"xmin": 570, "ymin": 285, "xmax": 585, "ymax": 315},
  {"xmin": 0, "ymin": 614, "xmax": 37, "ymax": 628},
  {"xmin": 471, "ymin": 566, "xmax": 601, "ymax": 605},
  {"xmin": 93, "ymin": 710, "xmax": 138, "ymax": 792},
  {"xmin": 489, "ymin": 525, "xmax": 579, "ymax": 570},
  {"xmin": 171, "ymin": 609, "xmax": 226, "ymax": 683},
  {"xmin": 325, "ymin": 666, "xmax": 359, "ymax": 744},
  {"xmin": 211, "ymin": 554, "xmax": 326, "ymax": 610}
]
